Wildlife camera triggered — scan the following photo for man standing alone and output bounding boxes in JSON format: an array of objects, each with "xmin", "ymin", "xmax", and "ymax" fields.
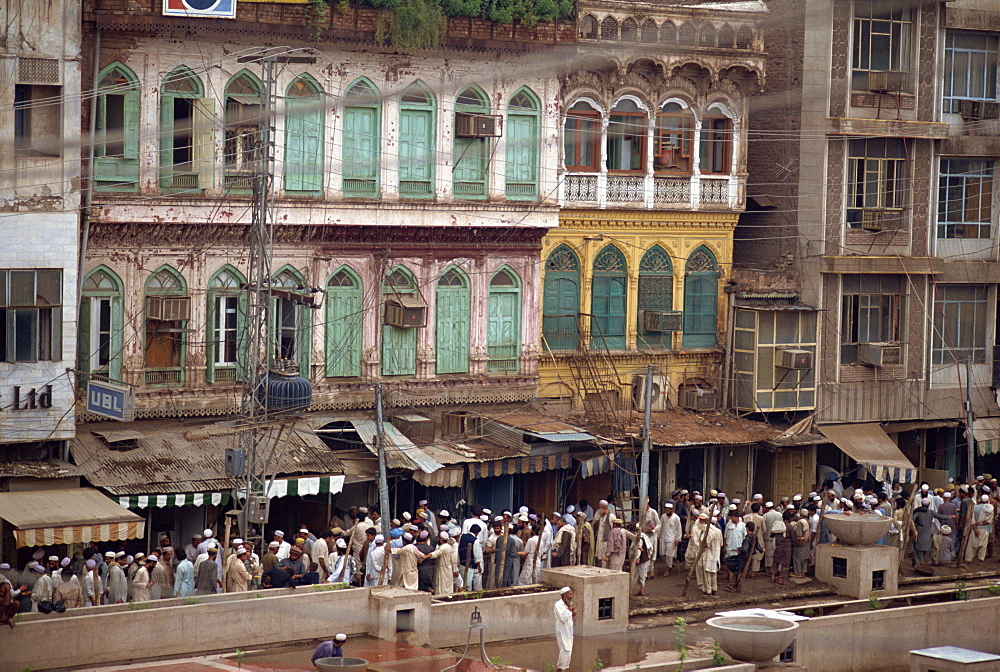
[{"xmin": 553, "ymin": 587, "xmax": 575, "ymax": 672}]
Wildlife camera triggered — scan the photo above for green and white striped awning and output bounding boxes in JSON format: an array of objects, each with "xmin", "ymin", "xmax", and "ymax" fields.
[
  {"xmin": 118, "ymin": 492, "xmax": 230, "ymax": 509},
  {"xmin": 264, "ymin": 474, "xmax": 345, "ymax": 498}
]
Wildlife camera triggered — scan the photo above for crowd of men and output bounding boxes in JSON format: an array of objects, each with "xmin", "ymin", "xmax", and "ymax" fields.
[{"xmin": 3, "ymin": 475, "xmax": 999, "ymax": 619}]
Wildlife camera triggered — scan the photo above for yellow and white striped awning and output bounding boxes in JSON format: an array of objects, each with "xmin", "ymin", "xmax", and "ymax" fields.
[{"xmin": 0, "ymin": 488, "xmax": 146, "ymax": 548}]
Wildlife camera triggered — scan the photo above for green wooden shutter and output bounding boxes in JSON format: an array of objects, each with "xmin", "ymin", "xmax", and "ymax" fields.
[
  {"xmin": 325, "ymin": 285, "xmax": 363, "ymax": 377},
  {"xmin": 77, "ymin": 297, "xmax": 91, "ymax": 382},
  {"xmin": 109, "ymin": 297, "xmax": 123, "ymax": 381},
  {"xmin": 382, "ymin": 324, "xmax": 416, "ymax": 376},
  {"xmin": 343, "ymin": 105, "xmax": 378, "ymax": 194},
  {"xmin": 205, "ymin": 294, "xmax": 217, "ymax": 383},
  {"xmin": 235, "ymin": 292, "xmax": 249, "ymax": 382},
  {"xmin": 435, "ymin": 284, "xmax": 470, "ymax": 374},
  {"xmin": 683, "ymin": 273, "xmax": 718, "ymax": 348},
  {"xmin": 124, "ymin": 93, "xmax": 140, "ymax": 160},
  {"xmin": 542, "ymin": 276, "xmax": 579, "ymax": 350},
  {"xmin": 285, "ymin": 99, "xmax": 323, "ymax": 193},
  {"xmin": 399, "ymin": 108, "xmax": 433, "ymax": 196},
  {"xmin": 505, "ymin": 113, "xmax": 538, "ymax": 200},
  {"xmin": 453, "ymin": 137, "xmax": 486, "ymax": 197},
  {"xmin": 487, "ymin": 289, "xmax": 520, "ymax": 370},
  {"xmin": 591, "ymin": 275, "xmax": 626, "ymax": 349},
  {"xmin": 159, "ymin": 97, "xmax": 174, "ymax": 188},
  {"xmin": 298, "ymin": 304, "xmax": 312, "ymax": 380}
]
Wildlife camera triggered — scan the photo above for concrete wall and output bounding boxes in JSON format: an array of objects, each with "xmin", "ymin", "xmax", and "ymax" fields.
[
  {"xmin": 791, "ymin": 594, "xmax": 1000, "ymax": 672},
  {"xmin": 428, "ymin": 589, "xmax": 558, "ymax": 648}
]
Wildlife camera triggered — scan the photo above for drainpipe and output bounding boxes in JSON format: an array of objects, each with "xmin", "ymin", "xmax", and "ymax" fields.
[
  {"xmin": 721, "ymin": 280, "xmax": 737, "ymax": 411},
  {"xmin": 78, "ymin": 28, "xmax": 100, "ymax": 363}
]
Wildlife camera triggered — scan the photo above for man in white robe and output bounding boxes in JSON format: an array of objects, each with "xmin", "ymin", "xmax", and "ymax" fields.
[
  {"xmin": 659, "ymin": 502, "xmax": 683, "ymax": 576},
  {"xmin": 365, "ymin": 535, "xmax": 390, "ymax": 587},
  {"xmin": 554, "ymin": 587, "xmax": 575, "ymax": 671},
  {"xmin": 107, "ymin": 553, "xmax": 129, "ymax": 603}
]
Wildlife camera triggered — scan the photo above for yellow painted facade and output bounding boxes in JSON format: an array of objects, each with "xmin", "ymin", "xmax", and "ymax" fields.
[{"xmin": 538, "ymin": 209, "xmax": 737, "ymax": 408}]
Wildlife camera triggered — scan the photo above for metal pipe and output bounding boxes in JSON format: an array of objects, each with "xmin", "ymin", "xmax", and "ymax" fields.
[{"xmin": 78, "ymin": 27, "xmax": 100, "ymax": 361}]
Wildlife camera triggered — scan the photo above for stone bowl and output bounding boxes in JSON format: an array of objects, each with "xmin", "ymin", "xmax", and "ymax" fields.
[
  {"xmin": 824, "ymin": 513, "xmax": 892, "ymax": 545},
  {"xmin": 314, "ymin": 657, "xmax": 370, "ymax": 672},
  {"xmin": 706, "ymin": 616, "xmax": 799, "ymax": 663}
]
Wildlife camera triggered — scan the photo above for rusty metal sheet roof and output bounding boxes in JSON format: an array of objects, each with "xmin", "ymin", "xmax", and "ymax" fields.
[
  {"xmin": 647, "ymin": 410, "xmax": 779, "ymax": 447},
  {"xmin": 0, "ymin": 459, "xmax": 85, "ymax": 479},
  {"xmin": 72, "ymin": 419, "xmax": 344, "ymax": 495},
  {"xmin": 475, "ymin": 411, "xmax": 586, "ymax": 436}
]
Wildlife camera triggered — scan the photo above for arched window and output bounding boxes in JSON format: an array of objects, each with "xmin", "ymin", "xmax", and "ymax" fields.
[
  {"xmin": 284, "ymin": 76, "xmax": 324, "ymax": 195},
  {"xmin": 79, "ymin": 267, "xmax": 123, "ymax": 383},
  {"xmin": 640, "ymin": 19, "xmax": 658, "ymax": 43},
  {"xmin": 453, "ymin": 86, "xmax": 490, "ymax": 198},
  {"xmin": 736, "ymin": 26, "xmax": 754, "ymax": 50},
  {"xmin": 655, "ymin": 102, "xmax": 694, "ymax": 174},
  {"xmin": 700, "ymin": 106, "xmax": 734, "ymax": 174},
  {"xmin": 542, "ymin": 245, "xmax": 580, "ymax": 350},
  {"xmin": 564, "ymin": 100, "xmax": 601, "ymax": 173},
  {"xmin": 683, "ymin": 247, "xmax": 719, "ymax": 348},
  {"xmin": 224, "ymin": 71, "xmax": 264, "ymax": 192},
  {"xmin": 660, "ymin": 22, "xmax": 677, "ymax": 44},
  {"xmin": 718, "ymin": 25, "xmax": 736, "ymax": 49},
  {"xmin": 607, "ymin": 99, "xmax": 647, "ymax": 173},
  {"xmin": 699, "ymin": 24, "xmax": 717, "ymax": 47},
  {"xmin": 505, "ymin": 88, "xmax": 540, "ymax": 200},
  {"xmin": 272, "ymin": 267, "xmax": 311, "ymax": 374},
  {"xmin": 601, "ymin": 16, "xmax": 619, "ymax": 40},
  {"xmin": 637, "ymin": 247, "xmax": 674, "ymax": 349},
  {"xmin": 678, "ymin": 22, "xmax": 696, "ymax": 46},
  {"xmin": 382, "ymin": 267, "xmax": 418, "ymax": 376},
  {"xmin": 436, "ymin": 267, "xmax": 471, "ymax": 374},
  {"xmin": 621, "ymin": 17, "xmax": 638, "ymax": 41},
  {"xmin": 160, "ymin": 67, "xmax": 208, "ymax": 191},
  {"xmin": 343, "ymin": 79, "xmax": 381, "ymax": 197},
  {"xmin": 580, "ymin": 14, "xmax": 598, "ymax": 39},
  {"xmin": 591, "ymin": 245, "xmax": 627, "ymax": 349},
  {"xmin": 487, "ymin": 268, "xmax": 521, "ymax": 372},
  {"xmin": 399, "ymin": 81, "xmax": 435, "ymax": 198},
  {"xmin": 144, "ymin": 266, "xmax": 188, "ymax": 385},
  {"xmin": 207, "ymin": 266, "xmax": 246, "ymax": 383},
  {"xmin": 95, "ymin": 63, "xmax": 139, "ymax": 192},
  {"xmin": 325, "ymin": 267, "xmax": 363, "ymax": 378}
]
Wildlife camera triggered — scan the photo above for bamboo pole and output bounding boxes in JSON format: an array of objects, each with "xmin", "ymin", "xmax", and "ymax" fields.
[{"xmin": 733, "ymin": 524, "xmax": 759, "ymax": 593}]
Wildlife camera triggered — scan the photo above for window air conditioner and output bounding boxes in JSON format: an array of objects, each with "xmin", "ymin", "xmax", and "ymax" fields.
[
  {"xmin": 858, "ymin": 342, "xmax": 903, "ymax": 367},
  {"xmin": 146, "ymin": 296, "xmax": 192, "ymax": 321},
  {"xmin": 868, "ymin": 71, "xmax": 906, "ymax": 93},
  {"xmin": 384, "ymin": 297, "xmax": 427, "ymax": 328},
  {"xmin": 958, "ymin": 99, "xmax": 1000, "ymax": 121},
  {"xmin": 633, "ymin": 373, "xmax": 669, "ymax": 411},
  {"xmin": 678, "ymin": 386, "xmax": 718, "ymax": 411},
  {"xmin": 777, "ymin": 348, "xmax": 814, "ymax": 370},
  {"xmin": 455, "ymin": 113, "xmax": 502, "ymax": 138},
  {"xmin": 860, "ymin": 208, "xmax": 903, "ymax": 232},
  {"xmin": 641, "ymin": 310, "xmax": 683, "ymax": 332}
]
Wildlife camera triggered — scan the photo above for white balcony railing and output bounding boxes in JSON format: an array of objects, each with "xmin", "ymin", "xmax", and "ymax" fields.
[
  {"xmin": 562, "ymin": 171, "xmax": 737, "ymax": 209},
  {"xmin": 699, "ymin": 176, "xmax": 729, "ymax": 204},
  {"xmin": 654, "ymin": 177, "xmax": 690, "ymax": 204},
  {"xmin": 607, "ymin": 175, "xmax": 645, "ymax": 203},
  {"xmin": 564, "ymin": 174, "xmax": 599, "ymax": 202}
]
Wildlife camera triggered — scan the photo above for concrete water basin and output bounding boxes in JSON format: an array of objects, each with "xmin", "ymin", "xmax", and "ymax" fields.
[
  {"xmin": 314, "ymin": 658, "xmax": 370, "ymax": 672},
  {"xmin": 824, "ymin": 513, "xmax": 892, "ymax": 545},
  {"xmin": 705, "ymin": 616, "xmax": 799, "ymax": 663}
]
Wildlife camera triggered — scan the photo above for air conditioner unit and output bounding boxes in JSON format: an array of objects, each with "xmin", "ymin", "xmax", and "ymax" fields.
[
  {"xmin": 777, "ymin": 348, "xmax": 814, "ymax": 370},
  {"xmin": 633, "ymin": 373, "xmax": 669, "ymax": 411},
  {"xmin": 455, "ymin": 113, "xmax": 502, "ymax": 138},
  {"xmin": 145, "ymin": 295, "xmax": 192, "ymax": 321},
  {"xmin": 858, "ymin": 342, "xmax": 903, "ymax": 367},
  {"xmin": 641, "ymin": 310, "xmax": 683, "ymax": 333},
  {"xmin": 860, "ymin": 208, "xmax": 903, "ymax": 232},
  {"xmin": 678, "ymin": 386, "xmax": 718, "ymax": 411},
  {"xmin": 868, "ymin": 70, "xmax": 906, "ymax": 93},
  {"xmin": 958, "ymin": 99, "xmax": 1000, "ymax": 121},
  {"xmin": 384, "ymin": 297, "xmax": 427, "ymax": 328}
]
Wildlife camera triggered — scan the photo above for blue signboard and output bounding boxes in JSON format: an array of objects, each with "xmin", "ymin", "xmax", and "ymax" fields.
[
  {"xmin": 163, "ymin": 0, "xmax": 236, "ymax": 19},
  {"xmin": 86, "ymin": 381, "xmax": 136, "ymax": 422}
]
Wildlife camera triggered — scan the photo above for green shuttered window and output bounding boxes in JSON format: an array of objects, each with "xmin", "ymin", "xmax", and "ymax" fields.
[
  {"xmin": 284, "ymin": 77, "xmax": 324, "ymax": 195},
  {"xmin": 326, "ymin": 268, "xmax": 363, "ymax": 378},
  {"xmin": 435, "ymin": 268, "xmax": 470, "ymax": 374},
  {"xmin": 399, "ymin": 82, "xmax": 435, "ymax": 198},
  {"xmin": 505, "ymin": 89, "xmax": 539, "ymax": 200},
  {"xmin": 343, "ymin": 79, "xmax": 380, "ymax": 197},
  {"xmin": 682, "ymin": 247, "xmax": 719, "ymax": 348},
  {"xmin": 542, "ymin": 245, "xmax": 580, "ymax": 351}
]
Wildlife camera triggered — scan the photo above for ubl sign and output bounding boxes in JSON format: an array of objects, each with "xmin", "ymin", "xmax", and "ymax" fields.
[{"xmin": 86, "ymin": 381, "xmax": 135, "ymax": 422}]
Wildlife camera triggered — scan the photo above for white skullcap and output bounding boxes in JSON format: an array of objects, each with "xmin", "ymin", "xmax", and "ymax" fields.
[
  {"xmin": 440, "ymin": 510, "xmax": 450, "ymax": 517},
  {"xmin": 232, "ymin": 538, "xmax": 244, "ymax": 545},
  {"xmin": 335, "ymin": 633, "xmax": 347, "ymax": 642},
  {"xmin": 664, "ymin": 502, "xmax": 674, "ymax": 508},
  {"xmin": 921, "ymin": 484, "xmax": 930, "ymax": 491},
  {"xmin": 765, "ymin": 501, "xmax": 774, "ymax": 508},
  {"xmin": 921, "ymin": 497, "xmax": 931, "ymax": 506},
  {"xmin": 336, "ymin": 539, "xmax": 347, "ymax": 548},
  {"xmin": 567, "ymin": 505, "xmax": 575, "ymax": 513},
  {"xmin": 753, "ymin": 494, "xmax": 763, "ymax": 500},
  {"xmin": 0, "ymin": 563, "xmax": 12, "ymax": 570},
  {"xmin": 494, "ymin": 515, "xmax": 504, "ymax": 522},
  {"xmin": 48, "ymin": 555, "xmax": 59, "ymax": 562},
  {"xmin": 984, "ymin": 486, "xmax": 992, "ymax": 493},
  {"xmin": 418, "ymin": 500, "xmax": 428, "ymax": 506},
  {"xmin": 559, "ymin": 586, "xmax": 572, "ymax": 595},
  {"xmin": 480, "ymin": 515, "xmax": 489, "ymax": 521},
  {"xmin": 391, "ymin": 519, "xmax": 401, "ymax": 526},
  {"xmin": 792, "ymin": 494, "xmax": 802, "ymax": 501},
  {"xmin": 273, "ymin": 530, "xmax": 285, "ymax": 538},
  {"xmin": 204, "ymin": 528, "xmax": 214, "ymax": 537},
  {"xmin": 374, "ymin": 534, "xmax": 385, "ymax": 543},
  {"xmin": 519, "ymin": 506, "xmax": 529, "ymax": 514},
  {"xmin": 941, "ymin": 525, "xmax": 952, "ymax": 535},
  {"xmin": 943, "ymin": 491, "xmax": 953, "ymax": 498},
  {"xmin": 482, "ymin": 508, "xmax": 492, "ymax": 515},
  {"xmin": 982, "ymin": 494, "xmax": 990, "ymax": 502},
  {"xmin": 439, "ymin": 531, "xmax": 450, "ymax": 540},
  {"xmin": 599, "ymin": 500, "xmax": 608, "ymax": 506},
  {"xmin": 551, "ymin": 512, "xmax": 561, "ymax": 519},
  {"xmin": 237, "ymin": 548, "xmax": 248, "ymax": 556},
  {"xmin": 269, "ymin": 541, "xmax": 280, "ymax": 548},
  {"xmin": 105, "ymin": 551, "xmax": 116, "ymax": 558},
  {"xmin": 403, "ymin": 532, "xmax": 413, "ymax": 541},
  {"xmin": 519, "ymin": 514, "xmax": 530, "ymax": 522},
  {"xmin": 403, "ymin": 512, "xmax": 412, "ymax": 521}
]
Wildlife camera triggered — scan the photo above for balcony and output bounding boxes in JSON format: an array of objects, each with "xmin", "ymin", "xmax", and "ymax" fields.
[{"xmin": 562, "ymin": 172, "xmax": 741, "ymax": 210}]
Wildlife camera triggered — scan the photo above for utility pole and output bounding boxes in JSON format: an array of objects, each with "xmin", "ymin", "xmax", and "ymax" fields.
[
  {"xmin": 639, "ymin": 363, "xmax": 653, "ymax": 510},
  {"xmin": 966, "ymin": 358, "xmax": 975, "ymax": 486},
  {"xmin": 374, "ymin": 382, "xmax": 391, "ymax": 540}
]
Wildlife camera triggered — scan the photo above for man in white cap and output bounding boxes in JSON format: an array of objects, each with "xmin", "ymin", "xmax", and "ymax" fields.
[
  {"xmin": 172, "ymin": 550, "xmax": 194, "ymax": 599},
  {"xmin": 761, "ymin": 501, "xmax": 782, "ymax": 574},
  {"xmin": 428, "ymin": 530, "xmax": 458, "ymax": 594},
  {"xmin": 659, "ymin": 502, "xmax": 682, "ymax": 577},
  {"xmin": 365, "ymin": 534, "xmax": 390, "ymax": 587},
  {"xmin": 131, "ymin": 556, "xmax": 156, "ymax": 603},
  {"xmin": 312, "ymin": 633, "xmax": 348, "ymax": 666},
  {"xmin": 604, "ymin": 518, "xmax": 630, "ymax": 571},
  {"xmin": 592, "ymin": 500, "xmax": 613, "ymax": 566},
  {"xmin": 272, "ymin": 531, "xmax": 291, "ymax": 560},
  {"xmin": 196, "ymin": 529, "xmax": 215, "ymax": 556},
  {"xmin": 553, "ymin": 587, "xmax": 575, "ymax": 672},
  {"xmin": 966, "ymin": 494, "xmax": 995, "ymax": 564},
  {"xmin": 938, "ymin": 525, "xmax": 956, "ymax": 564},
  {"xmin": 913, "ymin": 496, "xmax": 951, "ymax": 565},
  {"xmin": 700, "ymin": 516, "xmax": 724, "ymax": 595},
  {"xmin": 185, "ymin": 533, "xmax": 203, "ymax": 565}
]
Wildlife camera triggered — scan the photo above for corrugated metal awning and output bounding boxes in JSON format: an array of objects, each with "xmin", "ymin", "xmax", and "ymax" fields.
[
  {"xmin": 468, "ymin": 453, "xmax": 571, "ymax": 480},
  {"xmin": 817, "ymin": 423, "xmax": 917, "ymax": 483},
  {"xmin": 346, "ymin": 420, "xmax": 444, "ymax": 474},
  {"xmin": 413, "ymin": 467, "xmax": 465, "ymax": 488},
  {"xmin": 973, "ymin": 418, "xmax": 1000, "ymax": 456},
  {"xmin": 118, "ymin": 492, "xmax": 231, "ymax": 510},
  {"xmin": 0, "ymin": 488, "xmax": 146, "ymax": 548}
]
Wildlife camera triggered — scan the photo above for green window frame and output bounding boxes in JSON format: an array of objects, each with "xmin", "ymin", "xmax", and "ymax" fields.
[
  {"xmin": 399, "ymin": 81, "xmax": 435, "ymax": 198},
  {"xmin": 95, "ymin": 63, "xmax": 140, "ymax": 192},
  {"xmin": 223, "ymin": 71, "xmax": 264, "ymax": 194},
  {"xmin": 505, "ymin": 88, "xmax": 540, "ymax": 200},
  {"xmin": 284, "ymin": 76, "xmax": 324, "ymax": 195},
  {"xmin": 159, "ymin": 67, "xmax": 213, "ymax": 192},
  {"xmin": 343, "ymin": 78, "xmax": 381, "ymax": 198},
  {"xmin": 591, "ymin": 245, "xmax": 628, "ymax": 349},
  {"xmin": 435, "ymin": 267, "xmax": 471, "ymax": 374},
  {"xmin": 272, "ymin": 266, "xmax": 312, "ymax": 377},
  {"xmin": 637, "ymin": 246, "xmax": 674, "ymax": 349},
  {"xmin": 682, "ymin": 247, "xmax": 719, "ymax": 349},
  {"xmin": 542, "ymin": 245, "xmax": 580, "ymax": 351},
  {"xmin": 79, "ymin": 266, "xmax": 123, "ymax": 384},
  {"xmin": 206, "ymin": 266, "xmax": 247, "ymax": 384},
  {"xmin": 382, "ymin": 267, "xmax": 418, "ymax": 376},
  {"xmin": 325, "ymin": 267, "xmax": 363, "ymax": 378},
  {"xmin": 453, "ymin": 85, "xmax": 490, "ymax": 199},
  {"xmin": 487, "ymin": 267, "xmax": 521, "ymax": 373},
  {"xmin": 144, "ymin": 265, "xmax": 187, "ymax": 386}
]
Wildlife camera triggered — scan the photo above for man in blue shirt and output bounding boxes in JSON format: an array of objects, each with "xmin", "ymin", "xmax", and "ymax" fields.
[{"xmin": 311, "ymin": 633, "xmax": 347, "ymax": 666}]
